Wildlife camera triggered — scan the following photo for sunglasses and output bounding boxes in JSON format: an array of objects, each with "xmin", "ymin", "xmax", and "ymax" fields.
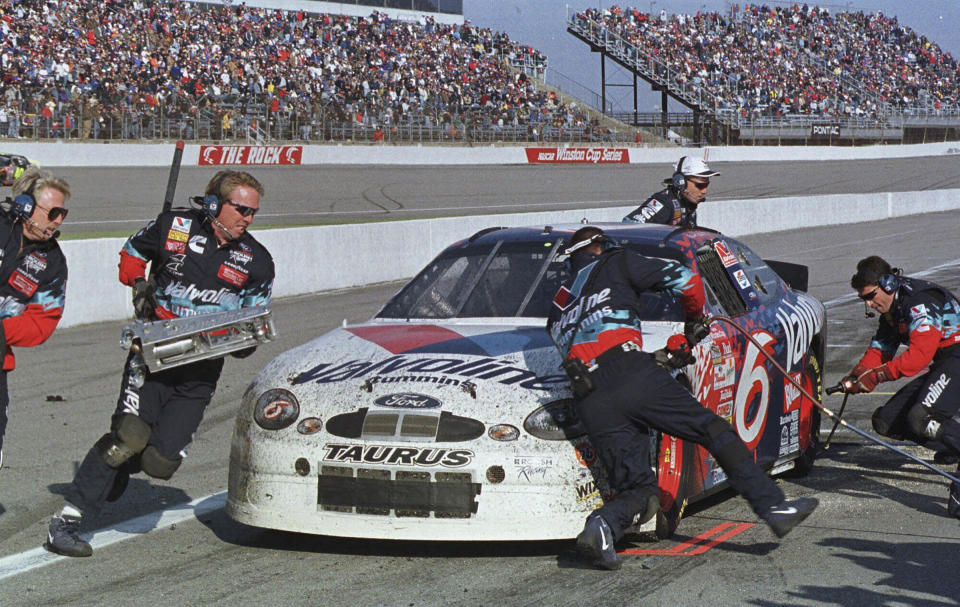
[
  {"xmin": 226, "ymin": 200, "xmax": 258, "ymax": 217},
  {"xmin": 859, "ymin": 287, "xmax": 880, "ymax": 301},
  {"xmin": 688, "ymin": 180, "xmax": 710, "ymax": 190},
  {"xmin": 35, "ymin": 204, "xmax": 68, "ymax": 221}
]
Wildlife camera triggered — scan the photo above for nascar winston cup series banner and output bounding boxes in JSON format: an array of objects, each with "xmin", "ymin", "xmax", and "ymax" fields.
[{"xmin": 524, "ymin": 147, "xmax": 630, "ymax": 164}]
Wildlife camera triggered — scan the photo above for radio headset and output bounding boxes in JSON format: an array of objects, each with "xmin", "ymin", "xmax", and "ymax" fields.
[
  {"xmin": 670, "ymin": 156, "xmax": 687, "ymax": 190},
  {"xmin": 860, "ymin": 268, "xmax": 902, "ymax": 318}
]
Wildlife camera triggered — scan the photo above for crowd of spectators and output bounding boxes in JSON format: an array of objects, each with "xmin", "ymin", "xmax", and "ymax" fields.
[
  {"xmin": 573, "ymin": 4, "xmax": 960, "ymax": 122},
  {"xmin": 0, "ymin": 0, "xmax": 609, "ymax": 142}
]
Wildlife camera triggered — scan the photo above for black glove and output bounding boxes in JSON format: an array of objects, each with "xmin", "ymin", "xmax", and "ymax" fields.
[
  {"xmin": 684, "ymin": 314, "xmax": 711, "ymax": 346},
  {"xmin": 132, "ymin": 277, "xmax": 159, "ymax": 320},
  {"xmin": 231, "ymin": 346, "xmax": 257, "ymax": 359}
]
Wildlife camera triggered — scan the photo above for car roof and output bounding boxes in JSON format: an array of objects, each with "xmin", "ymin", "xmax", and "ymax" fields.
[{"xmin": 451, "ymin": 223, "xmax": 724, "ymax": 251}]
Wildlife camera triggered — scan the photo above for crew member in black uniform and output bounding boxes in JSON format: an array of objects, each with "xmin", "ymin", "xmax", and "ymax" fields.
[
  {"xmin": 622, "ymin": 156, "xmax": 719, "ymax": 227},
  {"xmin": 46, "ymin": 170, "xmax": 275, "ymax": 557},
  {"xmin": 548, "ymin": 226, "xmax": 818, "ymax": 570},
  {"xmin": 843, "ymin": 255, "xmax": 960, "ymax": 520},
  {"xmin": 0, "ymin": 168, "xmax": 70, "ymax": 469}
]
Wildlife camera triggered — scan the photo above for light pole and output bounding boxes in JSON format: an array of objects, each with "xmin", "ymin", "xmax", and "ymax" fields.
[{"xmin": 649, "ymin": 1, "xmax": 656, "ymax": 16}]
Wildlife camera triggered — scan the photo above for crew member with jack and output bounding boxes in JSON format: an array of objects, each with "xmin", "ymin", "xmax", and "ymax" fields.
[
  {"xmin": 843, "ymin": 255, "xmax": 960, "ymax": 520},
  {"xmin": 547, "ymin": 226, "xmax": 818, "ymax": 570},
  {"xmin": 45, "ymin": 170, "xmax": 275, "ymax": 557}
]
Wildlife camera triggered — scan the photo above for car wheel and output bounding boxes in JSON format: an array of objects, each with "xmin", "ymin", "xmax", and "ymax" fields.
[
  {"xmin": 655, "ymin": 434, "xmax": 698, "ymax": 539},
  {"xmin": 791, "ymin": 349, "xmax": 822, "ymax": 477}
]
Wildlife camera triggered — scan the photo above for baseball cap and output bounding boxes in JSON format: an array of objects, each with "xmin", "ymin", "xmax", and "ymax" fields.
[{"xmin": 680, "ymin": 156, "xmax": 720, "ymax": 178}]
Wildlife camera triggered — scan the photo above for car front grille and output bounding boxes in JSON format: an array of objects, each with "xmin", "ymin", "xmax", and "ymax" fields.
[
  {"xmin": 325, "ymin": 408, "xmax": 484, "ymax": 442},
  {"xmin": 318, "ymin": 466, "xmax": 481, "ymax": 518}
]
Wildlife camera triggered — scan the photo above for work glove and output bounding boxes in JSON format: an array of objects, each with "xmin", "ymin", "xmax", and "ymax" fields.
[
  {"xmin": 855, "ymin": 364, "xmax": 892, "ymax": 394},
  {"xmin": 684, "ymin": 314, "xmax": 711, "ymax": 346},
  {"xmin": 841, "ymin": 362, "xmax": 871, "ymax": 393},
  {"xmin": 655, "ymin": 334, "xmax": 696, "ymax": 370},
  {"xmin": 132, "ymin": 277, "xmax": 159, "ymax": 320}
]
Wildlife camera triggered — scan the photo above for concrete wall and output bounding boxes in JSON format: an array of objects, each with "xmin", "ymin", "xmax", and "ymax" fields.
[
  {"xmin": 58, "ymin": 188, "xmax": 960, "ymax": 328},
  {"xmin": 8, "ymin": 140, "xmax": 960, "ymax": 168}
]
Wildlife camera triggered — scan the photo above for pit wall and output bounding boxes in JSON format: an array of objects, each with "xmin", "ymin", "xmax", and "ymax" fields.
[
  {"xmin": 60, "ymin": 187, "xmax": 960, "ymax": 328},
  {"xmin": 7, "ymin": 141, "xmax": 960, "ymax": 167}
]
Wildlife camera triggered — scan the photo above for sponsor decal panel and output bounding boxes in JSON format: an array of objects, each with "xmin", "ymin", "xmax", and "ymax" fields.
[
  {"xmin": 715, "ymin": 242, "xmax": 738, "ymax": 268},
  {"xmin": 524, "ymin": 147, "xmax": 630, "ymax": 164},
  {"xmin": 778, "ymin": 409, "xmax": 800, "ymax": 457},
  {"xmin": 165, "ymin": 240, "xmax": 186, "ymax": 253},
  {"xmin": 514, "ymin": 455, "xmax": 553, "ymax": 482},
  {"xmin": 295, "ymin": 355, "xmax": 568, "ymax": 391},
  {"xmin": 218, "ymin": 264, "xmax": 248, "ymax": 287},
  {"xmin": 167, "ymin": 229, "xmax": 189, "ymax": 243},
  {"xmin": 9, "ymin": 270, "xmax": 37, "ymax": 297},
  {"xmin": 199, "ymin": 145, "xmax": 303, "ymax": 166},
  {"xmin": 322, "ymin": 444, "xmax": 473, "ymax": 467},
  {"xmin": 171, "ymin": 217, "xmax": 192, "ymax": 233}
]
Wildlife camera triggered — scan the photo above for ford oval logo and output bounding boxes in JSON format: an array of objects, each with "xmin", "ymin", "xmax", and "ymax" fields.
[{"xmin": 374, "ymin": 393, "xmax": 441, "ymax": 409}]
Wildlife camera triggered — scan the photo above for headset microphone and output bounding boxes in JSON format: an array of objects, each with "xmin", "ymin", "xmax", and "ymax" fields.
[{"xmin": 211, "ymin": 216, "xmax": 238, "ymax": 241}]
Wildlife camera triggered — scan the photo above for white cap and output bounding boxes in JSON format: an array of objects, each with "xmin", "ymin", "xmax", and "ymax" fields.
[{"xmin": 679, "ymin": 156, "xmax": 720, "ymax": 178}]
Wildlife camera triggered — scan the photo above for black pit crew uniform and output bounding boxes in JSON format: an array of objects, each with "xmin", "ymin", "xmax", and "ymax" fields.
[
  {"xmin": 622, "ymin": 187, "xmax": 696, "ymax": 227},
  {"xmin": 63, "ymin": 208, "xmax": 274, "ymax": 517},
  {"xmin": 548, "ymin": 246, "xmax": 813, "ymax": 566},
  {"xmin": 0, "ymin": 209, "xmax": 67, "ymax": 461},
  {"xmin": 849, "ymin": 277, "xmax": 960, "ymax": 518}
]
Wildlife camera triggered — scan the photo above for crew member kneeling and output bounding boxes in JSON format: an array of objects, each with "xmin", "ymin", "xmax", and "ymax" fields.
[
  {"xmin": 844, "ymin": 256, "xmax": 960, "ymax": 520},
  {"xmin": 547, "ymin": 227, "xmax": 817, "ymax": 570},
  {"xmin": 45, "ymin": 170, "xmax": 275, "ymax": 557}
]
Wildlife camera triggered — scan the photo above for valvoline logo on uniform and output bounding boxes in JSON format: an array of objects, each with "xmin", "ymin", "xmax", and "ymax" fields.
[
  {"xmin": 373, "ymin": 393, "xmax": 442, "ymax": 409},
  {"xmin": 171, "ymin": 217, "xmax": 192, "ymax": 233}
]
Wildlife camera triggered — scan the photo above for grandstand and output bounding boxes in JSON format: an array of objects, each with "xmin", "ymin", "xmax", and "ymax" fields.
[
  {"xmin": 568, "ymin": 4, "xmax": 960, "ymax": 145},
  {"xmin": 0, "ymin": 0, "xmax": 641, "ymax": 145}
]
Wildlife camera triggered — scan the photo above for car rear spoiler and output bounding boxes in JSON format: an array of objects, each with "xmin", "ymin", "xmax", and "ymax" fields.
[{"xmin": 765, "ymin": 259, "xmax": 809, "ymax": 292}]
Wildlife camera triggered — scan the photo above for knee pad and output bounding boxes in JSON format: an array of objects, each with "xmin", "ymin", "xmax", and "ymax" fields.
[
  {"xmin": 95, "ymin": 415, "xmax": 151, "ymax": 468},
  {"xmin": 872, "ymin": 407, "xmax": 893, "ymax": 436},
  {"xmin": 907, "ymin": 405, "xmax": 944, "ymax": 442},
  {"xmin": 706, "ymin": 417, "xmax": 751, "ymax": 470},
  {"xmin": 140, "ymin": 445, "xmax": 182, "ymax": 480}
]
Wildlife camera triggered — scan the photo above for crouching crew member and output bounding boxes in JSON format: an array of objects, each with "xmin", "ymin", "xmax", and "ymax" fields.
[
  {"xmin": 45, "ymin": 170, "xmax": 275, "ymax": 557},
  {"xmin": 547, "ymin": 226, "xmax": 817, "ymax": 570},
  {"xmin": 622, "ymin": 156, "xmax": 719, "ymax": 227},
  {"xmin": 0, "ymin": 168, "xmax": 70, "ymax": 469},
  {"xmin": 844, "ymin": 256, "xmax": 960, "ymax": 520}
]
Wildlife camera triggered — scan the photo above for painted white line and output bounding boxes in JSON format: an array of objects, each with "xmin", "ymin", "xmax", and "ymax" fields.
[
  {"xmin": 0, "ymin": 491, "xmax": 226, "ymax": 581},
  {"xmin": 827, "ymin": 344, "xmax": 865, "ymax": 348}
]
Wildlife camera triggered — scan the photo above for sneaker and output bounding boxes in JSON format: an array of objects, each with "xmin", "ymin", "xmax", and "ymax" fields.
[
  {"xmin": 45, "ymin": 514, "xmax": 92, "ymax": 557},
  {"xmin": 765, "ymin": 497, "xmax": 819, "ymax": 538},
  {"xmin": 575, "ymin": 515, "xmax": 621, "ymax": 570}
]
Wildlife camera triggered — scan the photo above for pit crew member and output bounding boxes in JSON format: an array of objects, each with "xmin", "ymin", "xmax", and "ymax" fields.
[
  {"xmin": 547, "ymin": 226, "xmax": 817, "ymax": 570},
  {"xmin": 0, "ymin": 168, "xmax": 70, "ymax": 469},
  {"xmin": 46, "ymin": 170, "xmax": 275, "ymax": 557},
  {"xmin": 622, "ymin": 156, "xmax": 719, "ymax": 227},
  {"xmin": 844, "ymin": 255, "xmax": 960, "ymax": 520}
]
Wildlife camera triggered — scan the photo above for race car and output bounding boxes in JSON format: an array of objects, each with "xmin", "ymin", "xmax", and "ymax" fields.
[
  {"xmin": 226, "ymin": 223, "xmax": 826, "ymax": 540},
  {"xmin": 0, "ymin": 153, "xmax": 34, "ymax": 186}
]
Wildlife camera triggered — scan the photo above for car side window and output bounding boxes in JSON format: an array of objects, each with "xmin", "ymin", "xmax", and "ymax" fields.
[
  {"xmin": 695, "ymin": 244, "xmax": 748, "ymax": 316},
  {"xmin": 731, "ymin": 242, "xmax": 783, "ymax": 304}
]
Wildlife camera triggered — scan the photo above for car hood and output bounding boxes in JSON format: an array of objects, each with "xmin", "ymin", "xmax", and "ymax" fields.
[{"xmin": 249, "ymin": 318, "xmax": 683, "ymax": 420}]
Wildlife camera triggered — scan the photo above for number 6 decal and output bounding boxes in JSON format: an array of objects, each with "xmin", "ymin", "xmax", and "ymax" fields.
[{"xmin": 734, "ymin": 331, "xmax": 775, "ymax": 450}]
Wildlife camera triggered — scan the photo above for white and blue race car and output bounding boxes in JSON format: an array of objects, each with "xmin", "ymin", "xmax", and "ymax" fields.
[{"xmin": 226, "ymin": 223, "xmax": 825, "ymax": 540}]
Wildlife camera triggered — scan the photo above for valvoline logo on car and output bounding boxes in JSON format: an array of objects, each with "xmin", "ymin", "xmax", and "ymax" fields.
[{"xmin": 374, "ymin": 393, "xmax": 442, "ymax": 409}]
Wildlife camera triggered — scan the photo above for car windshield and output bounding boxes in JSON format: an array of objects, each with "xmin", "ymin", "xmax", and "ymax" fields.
[{"xmin": 377, "ymin": 239, "xmax": 687, "ymax": 321}]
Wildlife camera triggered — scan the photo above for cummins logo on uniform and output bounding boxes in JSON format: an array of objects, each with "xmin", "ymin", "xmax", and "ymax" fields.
[
  {"xmin": 323, "ymin": 444, "xmax": 473, "ymax": 467},
  {"xmin": 922, "ymin": 373, "xmax": 951, "ymax": 406}
]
